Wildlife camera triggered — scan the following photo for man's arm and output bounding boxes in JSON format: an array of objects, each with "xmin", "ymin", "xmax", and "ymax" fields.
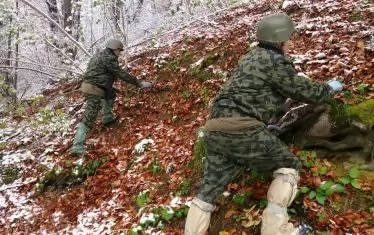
[
  {"xmin": 107, "ymin": 56, "xmax": 141, "ymax": 87},
  {"xmin": 269, "ymin": 56, "xmax": 333, "ymax": 104}
]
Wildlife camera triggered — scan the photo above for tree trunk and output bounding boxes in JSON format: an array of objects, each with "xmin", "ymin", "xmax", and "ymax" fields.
[
  {"xmin": 5, "ymin": 16, "xmax": 12, "ymax": 98},
  {"xmin": 19, "ymin": 0, "xmax": 91, "ymax": 57},
  {"xmin": 62, "ymin": 0, "xmax": 76, "ymax": 60},
  {"xmin": 121, "ymin": 5, "xmax": 128, "ymax": 68},
  {"xmin": 13, "ymin": 0, "xmax": 19, "ymax": 103},
  {"xmin": 71, "ymin": 0, "xmax": 81, "ymax": 60},
  {"xmin": 111, "ymin": 0, "xmax": 122, "ymax": 39},
  {"xmin": 62, "ymin": 0, "xmax": 72, "ymax": 33},
  {"xmin": 45, "ymin": 0, "xmax": 59, "ymax": 31},
  {"xmin": 129, "ymin": 0, "xmax": 144, "ymax": 24}
]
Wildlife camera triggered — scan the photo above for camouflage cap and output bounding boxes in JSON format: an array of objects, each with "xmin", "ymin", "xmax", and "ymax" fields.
[
  {"xmin": 105, "ymin": 39, "xmax": 124, "ymax": 51},
  {"xmin": 256, "ymin": 13, "xmax": 296, "ymax": 42}
]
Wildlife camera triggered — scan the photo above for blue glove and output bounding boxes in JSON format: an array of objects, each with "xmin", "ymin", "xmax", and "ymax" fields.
[
  {"xmin": 327, "ymin": 80, "xmax": 343, "ymax": 93},
  {"xmin": 140, "ymin": 81, "xmax": 152, "ymax": 88}
]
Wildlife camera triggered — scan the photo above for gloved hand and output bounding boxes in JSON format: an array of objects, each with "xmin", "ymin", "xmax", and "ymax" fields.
[
  {"xmin": 266, "ymin": 125, "xmax": 282, "ymax": 132},
  {"xmin": 327, "ymin": 80, "xmax": 343, "ymax": 93},
  {"xmin": 139, "ymin": 80, "xmax": 152, "ymax": 88}
]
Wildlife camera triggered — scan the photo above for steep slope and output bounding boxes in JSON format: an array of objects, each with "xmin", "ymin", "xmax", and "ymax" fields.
[{"xmin": 1, "ymin": 0, "xmax": 373, "ymax": 234}]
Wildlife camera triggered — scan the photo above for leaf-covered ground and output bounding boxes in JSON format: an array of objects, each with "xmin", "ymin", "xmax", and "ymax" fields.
[{"xmin": 1, "ymin": 0, "xmax": 374, "ymax": 234}]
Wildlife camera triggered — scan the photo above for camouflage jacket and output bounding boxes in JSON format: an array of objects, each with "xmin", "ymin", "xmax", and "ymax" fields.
[
  {"xmin": 210, "ymin": 43, "xmax": 333, "ymax": 124},
  {"xmin": 83, "ymin": 48, "xmax": 140, "ymax": 91}
]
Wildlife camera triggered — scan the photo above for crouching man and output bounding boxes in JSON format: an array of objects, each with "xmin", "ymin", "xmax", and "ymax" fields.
[
  {"xmin": 70, "ymin": 39, "xmax": 152, "ymax": 155},
  {"xmin": 184, "ymin": 13, "xmax": 343, "ymax": 235}
]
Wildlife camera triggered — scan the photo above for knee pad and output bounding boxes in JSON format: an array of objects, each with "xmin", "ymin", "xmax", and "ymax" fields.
[
  {"xmin": 184, "ymin": 198, "xmax": 215, "ymax": 235},
  {"xmin": 268, "ymin": 168, "xmax": 299, "ymax": 207}
]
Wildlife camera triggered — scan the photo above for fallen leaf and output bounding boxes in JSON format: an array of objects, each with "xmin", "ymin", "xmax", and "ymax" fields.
[
  {"xmin": 224, "ymin": 210, "xmax": 237, "ymax": 219},
  {"xmin": 312, "ymin": 176, "xmax": 322, "ymax": 187}
]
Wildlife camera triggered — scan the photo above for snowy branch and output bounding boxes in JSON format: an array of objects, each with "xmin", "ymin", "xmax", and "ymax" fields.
[
  {"xmin": 19, "ymin": 0, "xmax": 92, "ymax": 57},
  {"xmin": 0, "ymin": 66, "xmax": 64, "ymax": 79},
  {"xmin": 41, "ymin": 36, "xmax": 85, "ymax": 73},
  {"xmin": 0, "ymin": 58, "xmax": 83, "ymax": 75}
]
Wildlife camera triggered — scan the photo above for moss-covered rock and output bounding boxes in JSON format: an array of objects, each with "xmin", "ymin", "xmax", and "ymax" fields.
[
  {"xmin": 36, "ymin": 157, "xmax": 108, "ymax": 193},
  {"xmin": 345, "ymin": 100, "xmax": 374, "ymax": 128}
]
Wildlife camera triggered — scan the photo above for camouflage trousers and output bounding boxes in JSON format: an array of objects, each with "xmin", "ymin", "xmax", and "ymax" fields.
[
  {"xmin": 82, "ymin": 94, "xmax": 115, "ymax": 128},
  {"xmin": 196, "ymin": 126, "xmax": 301, "ymax": 204}
]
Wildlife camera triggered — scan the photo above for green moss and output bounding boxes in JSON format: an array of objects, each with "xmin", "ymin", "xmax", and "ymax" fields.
[
  {"xmin": 167, "ymin": 51, "xmax": 195, "ymax": 72},
  {"xmin": 168, "ymin": 60, "xmax": 179, "ymax": 72},
  {"xmin": 36, "ymin": 157, "xmax": 108, "ymax": 193},
  {"xmin": 328, "ymin": 99, "xmax": 348, "ymax": 118},
  {"xmin": 189, "ymin": 67, "xmax": 213, "ymax": 82},
  {"xmin": 328, "ymin": 99, "xmax": 374, "ymax": 128},
  {"xmin": 348, "ymin": 9, "xmax": 362, "ymax": 22},
  {"xmin": 182, "ymin": 51, "xmax": 194, "ymax": 63},
  {"xmin": 345, "ymin": 100, "xmax": 374, "ymax": 127},
  {"xmin": 0, "ymin": 121, "xmax": 6, "ymax": 129},
  {"xmin": 1, "ymin": 167, "xmax": 20, "ymax": 184},
  {"xmin": 188, "ymin": 132, "xmax": 206, "ymax": 176},
  {"xmin": 177, "ymin": 178, "xmax": 191, "ymax": 196},
  {"xmin": 203, "ymin": 53, "xmax": 220, "ymax": 67}
]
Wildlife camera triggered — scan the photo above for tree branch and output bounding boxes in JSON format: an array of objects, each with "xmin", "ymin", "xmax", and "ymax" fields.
[
  {"xmin": 0, "ymin": 58, "xmax": 83, "ymax": 75},
  {"xmin": 180, "ymin": 7, "xmax": 219, "ymax": 28},
  {"xmin": 41, "ymin": 36, "xmax": 85, "ymax": 73},
  {"xmin": 0, "ymin": 66, "xmax": 64, "ymax": 79},
  {"xmin": 19, "ymin": 0, "xmax": 92, "ymax": 57},
  {"xmin": 89, "ymin": 32, "xmax": 110, "ymax": 49},
  {"xmin": 0, "ymin": 48, "xmax": 42, "ymax": 64}
]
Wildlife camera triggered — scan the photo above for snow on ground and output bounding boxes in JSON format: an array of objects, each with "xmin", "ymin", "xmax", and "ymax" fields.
[{"xmin": 59, "ymin": 191, "xmax": 132, "ymax": 235}]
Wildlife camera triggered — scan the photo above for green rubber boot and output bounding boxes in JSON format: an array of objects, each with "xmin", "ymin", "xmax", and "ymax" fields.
[
  {"xmin": 70, "ymin": 123, "xmax": 90, "ymax": 155},
  {"xmin": 102, "ymin": 99, "xmax": 116, "ymax": 126}
]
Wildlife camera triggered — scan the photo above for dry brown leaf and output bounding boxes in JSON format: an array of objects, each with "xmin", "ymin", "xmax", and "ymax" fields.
[
  {"xmin": 224, "ymin": 210, "xmax": 237, "ymax": 219},
  {"xmin": 356, "ymin": 40, "xmax": 365, "ymax": 50}
]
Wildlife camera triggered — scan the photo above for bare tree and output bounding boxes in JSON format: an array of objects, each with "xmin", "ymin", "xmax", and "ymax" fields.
[
  {"xmin": 129, "ymin": 0, "xmax": 144, "ymax": 24},
  {"xmin": 13, "ymin": 0, "xmax": 19, "ymax": 103},
  {"xmin": 19, "ymin": 0, "xmax": 91, "ymax": 57},
  {"xmin": 5, "ymin": 16, "xmax": 12, "ymax": 98},
  {"xmin": 62, "ymin": 0, "xmax": 82, "ymax": 60},
  {"xmin": 45, "ymin": 0, "xmax": 60, "ymax": 31}
]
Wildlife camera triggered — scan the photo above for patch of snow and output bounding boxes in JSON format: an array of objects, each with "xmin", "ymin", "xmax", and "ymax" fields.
[
  {"xmin": 140, "ymin": 213, "xmax": 157, "ymax": 225},
  {"xmin": 249, "ymin": 41, "xmax": 258, "ymax": 48},
  {"xmin": 131, "ymin": 224, "xmax": 143, "ymax": 232},
  {"xmin": 60, "ymin": 194, "xmax": 131, "ymax": 234},
  {"xmin": 1, "ymin": 187, "xmax": 42, "ymax": 225},
  {"xmin": 292, "ymin": 54, "xmax": 308, "ymax": 64},
  {"xmin": 0, "ymin": 196, "xmax": 6, "ymax": 208},
  {"xmin": 223, "ymin": 191, "xmax": 231, "ymax": 197},
  {"xmin": 170, "ymin": 197, "xmax": 182, "ymax": 208},
  {"xmin": 197, "ymin": 130, "xmax": 204, "ymax": 138},
  {"xmin": 153, "ymin": 53, "xmax": 170, "ymax": 68},
  {"xmin": 282, "ymin": 0, "xmax": 295, "ymax": 9},
  {"xmin": 190, "ymin": 58, "xmax": 204, "ymax": 69},
  {"xmin": 315, "ymin": 52, "xmax": 326, "ymax": 59},
  {"xmin": 69, "ymin": 208, "xmax": 117, "ymax": 234},
  {"xmin": 52, "ymin": 211, "xmax": 63, "ymax": 224},
  {"xmin": 297, "ymin": 72, "xmax": 310, "ymax": 79},
  {"xmin": 134, "ymin": 139, "xmax": 155, "ymax": 154},
  {"xmin": 1, "ymin": 151, "xmax": 35, "ymax": 165},
  {"xmin": 75, "ymin": 158, "xmax": 84, "ymax": 165},
  {"xmin": 307, "ymin": 59, "xmax": 328, "ymax": 65}
]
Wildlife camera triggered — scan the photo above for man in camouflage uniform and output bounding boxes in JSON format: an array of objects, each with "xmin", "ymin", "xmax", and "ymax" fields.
[
  {"xmin": 70, "ymin": 39, "xmax": 152, "ymax": 155},
  {"xmin": 184, "ymin": 13, "xmax": 343, "ymax": 235}
]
